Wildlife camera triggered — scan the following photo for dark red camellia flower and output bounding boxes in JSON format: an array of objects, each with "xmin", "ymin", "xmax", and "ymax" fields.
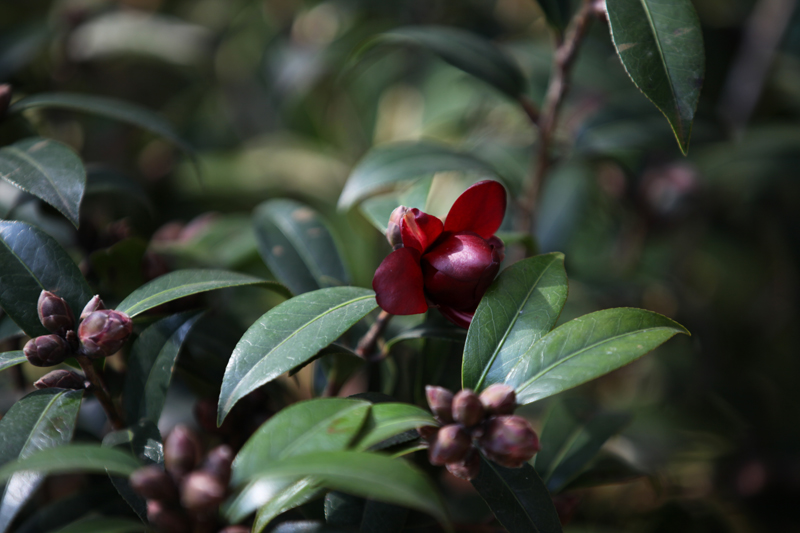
[{"xmin": 373, "ymin": 180, "xmax": 506, "ymax": 328}]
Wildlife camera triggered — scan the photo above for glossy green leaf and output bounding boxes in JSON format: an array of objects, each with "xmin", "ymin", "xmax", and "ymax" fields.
[
  {"xmin": 240, "ymin": 452, "xmax": 450, "ymax": 530},
  {"xmin": 470, "ymin": 455, "xmax": 562, "ymax": 533},
  {"xmin": 0, "ymin": 221, "xmax": 93, "ymax": 337},
  {"xmin": 536, "ymin": 0, "xmax": 571, "ymax": 32},
  {"xmin": 53, "ymin": 517, "xmax": 146, "ymax": 533},
  {"xmin": 251, "ymin": 478, "xmax": 322, "ymax": 533},
  {"xmin": 254, "ymin": 199, "xmax": 349, "ymax": 295},
  {"xmin": 218, "ymin": 287, "xmax": 378, "ymax": 424},
  {"xmin": 0, "ymin": 388, "xmax": 83, "ymax": 533},
  {"xmin": 607, "ymin": 0, "xmax": 705, "ymax": 154},
  {"xmin": 358, "ymin": 26, "xmax": 527, "ymax": 99},
  {"xmin": 123, "ymin": 311, "xmax": 203, "ymax": 424},
  {"xmin": 115, "ymin": 269, "xmax": 290, "ymax": 317},
  {"xmin": 0, "ymin": 351, "xmax": 26, "ymax": 373},
  {"xmin": 505, "ymin": 308, "xmax": 689, "ymax": 405},
  {"xmin": 353, "ymin": 403, "xmax": 436, "ymax": 451},
  {"xmin": 0, "ymin": 138, "xmax": 85, "ymax": 227},
  {"xmin": 272, "ymin": 522, "xmax": 351, "ymax": 533},
  {"xmin": 0, "ymin": 445, "xmax": 141, "ymax": 482},
  {"xmin": 338, "ymin": 142, "xmax": 502, "ymax": 210},
  {"xmin": 463, "ymin": 253, "xmax": 568, "ymax": 391}
]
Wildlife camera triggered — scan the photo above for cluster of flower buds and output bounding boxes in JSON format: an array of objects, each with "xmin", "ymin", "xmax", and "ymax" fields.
[
  {"xmin": 421, "ymin": 384, "xmax": 540, "ymax": 480},
  {"xmin": 23, "ymin": 291, "xmax": 132, "ymax": 368},
  {"xmin": 130, "ymin": 425, "xmax": 241, "ymax": 533}
]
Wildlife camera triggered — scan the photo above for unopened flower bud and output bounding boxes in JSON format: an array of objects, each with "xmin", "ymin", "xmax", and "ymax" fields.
[
  {"xmin": 24, "ymin": 335, "xmax": 69, "ymax": 367},
  {"xmin": 386, "ymin": 206, "xmax": 409, "ymax": 249},
  {"xmin": 425, "ymin": 385, "xmax": 454, "ymax": 424},
  {"xmin": 130, "ymin": 465, "xmax": 179, "ymax": 502},
  {"xmin": 479, "ymin": 384, "xmax": 516, "ymax": 415},
  {"xmin": 446, "ymin": 450, "xmax": 480, "ymax": 480},
  {"xmin": 181, "ymin": 471, "xmax": 227, "ymax": 511},
  {"xmin": 0, "ymin": 85, "xmax": 10, "ymax": 117},
  {"xmin": 417, "ymin": 425, "xmax": 438, "ymax": 442},
  {"xmin": 428, "ymin": 424, "xmax": 472, "ymax": 466},
  {"xmin": 164, "ymin": 425, "xmax": 202, "ymax": 479},
  {"xmin": 218, "ymin": 527, "xmax": 251, "ymax": 533},
  {"xmin": 37, "ymin": 291, "xmax": 75, "ymax": 336},
  {"xmin": 452, "ymin": 389, "xmax": 484, "ymax": 427},
  {"xmin": 202, "ymin": 445, "xmax": 234, "ymax": 486},
  {"xmin": 478, "ymin": 415, "xmax": 540, "ymax": 468},
  {"xmin": 78, "ymin": 310, "xmax": 132, "ymax": 358},
  {"xmin": 34, "ymin": 369, "xmax": 85, "ymax": 390},
  {"xmin": 80, "ymin": 295, "xmax": 105, "ymax": 320},
  {"xmin": 147, "ymin": 500, "xmax": 190, "ymax": 533}
]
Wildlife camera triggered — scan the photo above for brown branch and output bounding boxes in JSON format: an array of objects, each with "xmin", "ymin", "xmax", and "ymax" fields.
[
  {"xmin": 77, "ymin": 355, "xmax": 125, "ymax": 430},
  {"xmin": 355, "ymin": 310, "xmax": 392, "ymax": 362}
]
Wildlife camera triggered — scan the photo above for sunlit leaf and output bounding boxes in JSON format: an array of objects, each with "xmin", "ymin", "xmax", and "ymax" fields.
[
  {"xmin": 0, "ymin": 445, "xmax": 141, "ymax": 482},
  {"xmin": 353, "ymin": 403, "xmax": 436, "ymax": 452},
  {"xmin": 0, "ymin": 351, "xmax": 25, "ymax": 373},
  {"xmin": 53, "ymin": 517, "xmax": 146, "ymax": 533}
]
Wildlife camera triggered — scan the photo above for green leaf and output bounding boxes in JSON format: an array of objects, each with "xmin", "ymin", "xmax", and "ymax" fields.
[
  {"xmin": 85, "ymin": 167, "xmax": 154, "ymax": 216},
  {"xmin": 218, "ymin": 287, "xmax": 378, "ymax": 424},
  {"xmin": 251, "ymin": 478, "xmax": 322, "ymax": 532},
  {"xmin": 338, "ymin": 142, "xmax": 502, "ymax": 210},
  {"xmin": 272, "ymin": 522, "xmax": 352, "ymax": 533},
  {"xmin": 471, "ymin": 455, "xmax": 562, "ymax": 533},
  {"xmin": 505, "ymin": 308, "xmax": 689, "ymax": 405},
  {"xmin": 463, "ymin": 253, "xmax": 568, "ymax": 391},
  {"xmin": 123, "ymin": 311, "xmax": 204, "ymax": 424},
  {"xmin": 12, "ymin": 485, "xmax": 120, "ymax": 533},
  {"xmin": 0, "ymin": 316, "xmax": 23, "ymax": 343},
  {"xmin": 9, "ymin": 93, "xmax": 193, "ymax": 155},
  {"xmin": 353, "ymin": 403, "xmax": 436, "ymax": 451},
  {"xmin": 0, "ymin": 445, "xmax": 141, "ymax": 482},
  {"xmin": 357, "ymin": 26, "xmax": 527, "ymax": 99},
  {"xmin": 384, "ymin": 325, "xmax": 466, "ymax": 352},
  {"xmin": 53, "ymin": 517, "xmax": 146, "ymax": 533},
  {"xmin": 115, "ymin": 269, "xmax": 290, "ymax": 317},
  {"xmin": 0, "ymin": 221, "xmax": 93, "ymax": 337},
  {"xmin": 254, "ymin": 199, "xmax": 349, "ymax": 295},
  {"xmin": 536, "ymin": 0, "xmax": 572, "ymax": 32},
  {"xmin": 360, "ymin": 500, "xmax": 408, "ymax": 533},
  {"xmin": 561, "ymin": 453, "xmax": 644, "ymax": 491},
  {"xmin": 0, "ymin": 388, "xmax": 83, "ymax": 533},
  {"xmin": 359, "ymin": 176, "xmax": 433, "ymax": 234},
  {"xmin": 606, "ymin": 0, "xmax": 705, "ymax": 154},
  {"xmin": 0, "ymin": 138, "xmax": 86, "ymax": 228},
  {"xmin": 239, "ymin": 451, "xmax": 451, "ymax": 530},
  {"xmin": 0, "ymin": 351, "xmax": 26, "ymax": 373}
]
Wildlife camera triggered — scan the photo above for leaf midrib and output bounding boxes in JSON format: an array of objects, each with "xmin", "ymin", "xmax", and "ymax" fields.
[
  {"xmin": 119, "ymin": 277, "xmax": 264, "ymax": 316},
  {"xmin": 484, "ymin": 459, "xmax": 540, "ymax": 532}
]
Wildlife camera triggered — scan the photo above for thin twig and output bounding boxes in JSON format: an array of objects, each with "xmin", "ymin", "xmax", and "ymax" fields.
[
  {"xmin": 77, "ymin": 355, "xmax": 125, "ymax": 430},
  {"xmin": 355, "ymin": 310, "xmax": 393, "ymax": 361}
]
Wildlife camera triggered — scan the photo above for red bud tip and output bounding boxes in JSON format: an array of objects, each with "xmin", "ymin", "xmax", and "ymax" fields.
[
  {"xmin": 386, "ymin": 206, "xmax": 409, "ymax": 249},
  {"xmin": 34, "ymin": 369, "xmax": 85, "ymax": 390},
  {"xmin": 181, "ymin": 471, "xmax": 227, "ymax": 511},
  {"xmin": 479, "ymin": 384, "xmax": 517, "ymax": 415},
  {"xmin": 78, "ymin": 309, "xmax": 132, "ymax": 358},
  {"xmin": 428, "ymin": 424, "xmax": 472, "ymax": 466},
  {"xmin": 37, "ymin": 290, "xmax": 75, "ymax": 336},
  {"xmin": 446, "ymin": 450, "xmax": 481, "ymax": 480},
  {"xmin": 130, "ymin": 465, "xmax": 179, "ymax": 502},
  {"xmin": 452, "ymin": 389, "xmax": 484, "ymax": 427},
  {"xmin": 80, "ymin": 295, "xmax": 105, "ymax": 320},
  {"xmin": 425, "ymin": 385, "xmax": 454, "ymax": 424},
  {"xmin": 24, "ymin": 335, "xmax": 69, "ymax": 367},
  {"xmin": 478, "ymin": 415, "xmax": 540, "ymax": 468},
  {"xmin": 164, "ymin": 425, "xmax": 202, "ymax": 479}
]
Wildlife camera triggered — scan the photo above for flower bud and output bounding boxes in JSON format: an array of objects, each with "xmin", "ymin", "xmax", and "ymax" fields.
[
  {"xmin": 479, "ymin": 384, "xmax": 516, "ymax": 415},
  {"xmin": 425, "ymin": 385, "xmax": 454, "ymax": 424},
  {"xmin": 147, "ymin": 500, "xmax": 190, "ymax": 533},
  {"xmin": 218, "ymin": 527, "xmax": 251, "ymax": 533},
  {"xmin": 202, "ymin": 445, "xmax": 234, "ymax": 486},
  {"xmin": 164, "ymin": 425, "xmax": 202, "ymax": 479},
  {"xmin": 446, "ymin": 450, "xmax": 480, "ymax": 480},
  {"xmin": 0, "ymin": 84, "xmax": 10, "ymax": 117},
  {"xmin": 452, "ymin": 389, "xmax": 484, "ymax": 427},
  {"xmin": 386, "ymin": 206, "xmax": 408, "ymax": 249},
  {"xmin": 37, "ymin": 291, "xmax": 75, "ymax": 336},
  {"xmin": 478, "ymin": 415, "xmax": 540, "ymax": 468},
  {"xmin": 130, "ymin": 465, "xmax": 179, "ymax": 502},
  {"xmin": 78, "ymin": 310, "xmax": 132, "ymax": 358},
  {"xmin": 417, "ymin": 425, "xmax": 438, "ymax": 442},
  {"xmin": 181, "ymin": 471, "xmax": 227, "ymax": 512},
  {"xmin": 24, "ymin": 335, "xmax": 69, "ymax": 367},
  {"xmin": 428, "ymin": 424, "xmax": 472, "ymax": 466},
  {"xmin": 80, "ymin": 295, "xmax": 105, "ymax": 320},
  {"xmin": 34, "ymin": 369, "xmax": 85, "ymax": 390}
]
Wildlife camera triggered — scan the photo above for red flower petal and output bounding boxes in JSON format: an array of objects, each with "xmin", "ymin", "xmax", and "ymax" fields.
[
  {"xmin": 444, "ymin": 180, "xmax": 507, "ymax": 239},
  {"xmin": 437, "ymin": 306, "xmax": 474, "ymax": 329},
  {"xmin": 401, "ymin": 209, "xmax": 444, "ymax": 254},
  {"xmin": 373, "ymin": 248, "xmax": 428, "ymax": 315}
]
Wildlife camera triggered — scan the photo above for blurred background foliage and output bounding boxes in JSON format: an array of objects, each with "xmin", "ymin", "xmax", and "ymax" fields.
[{"xmin": 1, "ymin": 0, "xmax": 800, "ymax": 531}]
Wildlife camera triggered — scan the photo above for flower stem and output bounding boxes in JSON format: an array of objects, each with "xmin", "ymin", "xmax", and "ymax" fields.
[
  {"xmin": 77, "ymin": 355, "xmax": 125, "ymax": 430},
  {"xmin": 356, "ymin": 310, "xmax": 393, "ymax": 362}
]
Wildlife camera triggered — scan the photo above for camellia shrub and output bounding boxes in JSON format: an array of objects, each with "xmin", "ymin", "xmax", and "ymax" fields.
[{"xmin": 0, "ymin": 0, "xmax": 709, "ymax": 532}]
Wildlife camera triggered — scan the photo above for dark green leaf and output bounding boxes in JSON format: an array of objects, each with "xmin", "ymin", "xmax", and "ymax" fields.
[
  {"xmin": 218, "ymin": 288, "xmax": 378, "ymax": 424},
  {"xmin": 607, "ymin": 0, "xmax": 705, "ymax": 154},
  {"xmin": 384, "ymin": 326, "xmax": 466, "ymax": 352},
  {"xmin": 53, "ymin": 517, "xmax": 146, "ymax": 533},
  {"xmin": 0, "ymin": 389, "xmax": 83, "ymax": 532},
  {"xmin": 0, "ymin": 221, "xmax": 93, "ymax": 337},
  {"xmin": 325, "ymin": 491, "xmax": 364, "ymax": 528},
  {"xmin": 123, "ymin": 311, "xmax": 204, "ymax": 424},
  {"xmin": 463, "ymin": 253, "xmax": 568, "ymax": 391},
  {"xmin": 85, "ymin": 167, "xmax": 153, "ymax": 215},
  {"xmin": 254, "ymin": 199, "xmax": 349, "ymax": 295},
  {"xmin": 337, "ymin": 142, "xmax": 502, "ymax": 210},
  {"xmin": 0, "ymin": 315, "xmax": 23, "ymax": 343},
  {"xmin": 250, "ymin": 478, "xmax": 322, "ymax": 533},
  {"xmin": 0, "ymin": 138, "xmax": 85, "ymax": 227},
  {"xmin": 470, "ymin": 455, "xmax": 562, "ymax": 533},
  {"xmin": 0, "ymin": 445, "xmax": 141, "ymax": 482},
  {"xmin": 272, "ymin": 522, "xmax": 352, "ymax": 533},
  {"xmin": 536, "ymin": 0, "xmax": 572, "ymax": 32},
  {"xmin": 360, "ymin": 500, "xmax": 408, "ymax": 533},
  {"xmin": 561, "ymin": 453, "xmax": 644, "ymax": 491},
  {"xmin": 89, "ymin": 238, "xmax": 147, "ymax": 299},
  {"xmin": 359, "ymin": 176, "xmax": 433, "ymax": 234},
  {"xmin": 0, "ymin": 351, "xmax": 26, "ymax": 373},
  {"xmin": 13, "ymin": 485, "xmax": 121, "ymax": 533},
  {"xmin": 353, "ymin": 403, "xmax": 436, "ymax": 451},
  {"xmin": 115, "ymin": 269, "xmax": 290, "ymax": 317}
]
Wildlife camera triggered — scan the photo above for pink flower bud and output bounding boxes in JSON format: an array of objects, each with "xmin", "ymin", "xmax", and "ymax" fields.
[
  {"xmin": 164, "ymin": 425, "xmax": 202, "ymax": 479},
  {"xmin": 201, "ymin": 445, "xmax": 234, "ymax": 486},
  {"xmin": 181, "ymin": 471, "xmax": 227, "ymax": 511},
  {"xmin": 34, "ymin": 369, "xmax": 85, "ymax": 390},
  {"xmin": 417, "ymin": 425, "xmax": 438, "ymax": 442},
  {"xmin": 428, "ymin": 424, "xmax": 472, "ymax": 466},
  {"xmin": 147, "ymin": 500, "xmax": 189, "ymax": 533},
  {"xmin": 446, "ymin": 450, "xmax": 481, "ymax": 480},
  {"xmin": 24, "ymin": 335, "xmax": 69, "ymax": 367},
  {"xmin": 219, "ymin": 527, "xmax": 251, "ymax": 533},
  {"xmin": 78, "ymin": 310, "xmax": 132, "ymax": 358},
  {"xmin": 386, "ymin": 206, "xmax": 409, "ymax": 249},
  {"xmin": 37, "ymin": 290, "xmax": 75, "ymax": 336},
  {"xmin": 425, "ymin": 385, "xmax": 454, "ymax": 424},
  {"xmin": 130, "ymin": 465, "xmax": 179, "ymax": 502},
  {"xmin": 479, "ymin": 384, "xmax": 517, "ymax": 415},
  {"xmin": 452, "ymin": 389, "xmax": 484, "ymax": 427},
  {"xmin": 478, "ymin": 415, "xmax": 540, "ymax": 468},
  {"xmin": 80, "ymin": 295, "xmax": 105, "ymax": 320}
]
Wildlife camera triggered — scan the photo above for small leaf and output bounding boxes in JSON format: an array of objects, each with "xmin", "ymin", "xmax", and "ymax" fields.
[
  {"xmin": 338, "ymin": 142, "xmax": 502, "ymax": 210},
  {"xmin": 0, "ymin": 445, "xmax": 141, "ymax": 482},
  {"xmin": 53, "ymin": 517, "xmax": 146, "ymax": 533},
  {"xmin": 607, "ymin": 0, "xmax": 705, "ymax": 154},
  {"xmin": 0, "ymin": 351, "xmax": 26, "ymax": 373},
  {"xmin": 0, "ymin": 221, "xmax": 93, "ymax": 337},
  {"xmin": 250, "ymin": 478, "xmax": 322, "ymax": 532},
  {"xmin": 123, "ymin": 311, "xmax": 204, "ymax": 424},
  {"xmin": 353, "ymin": 403, "xmax": 436, "ymax": 452},
  {"xmin": 470, "ymin": 455, "xmax": 562, "ymax": 533},
  {"xmin": 254, "ymin": 199, "xmax": 349, "ymax": 295},
  {"xmin": 356, "ymin": 26, "xmax": 527, "ymax": 99},
  {"xmin": 218, "ymin": 287, "xmax": 378, "ymax": 424},
  {"xmin": 0, "ymin": 138, "xmax": 86, "ymax": 227},
  {"xmin": 115, "ymin": 269, "xmax": 290, "ymax": 317},
  {"xmin": 463, "ymin": 253, "xmax": 568, "ymax": 391},
  {"xmin": 505, "ymin": 308, "xmax": 689, "ymax": 405}
]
